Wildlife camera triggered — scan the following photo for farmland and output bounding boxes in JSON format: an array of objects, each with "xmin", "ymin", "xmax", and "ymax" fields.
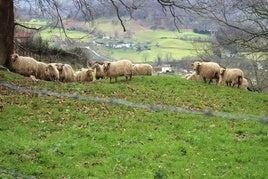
[{"xmin": 21, "ymin": 19, "xmax": 210, "ymax": 62}]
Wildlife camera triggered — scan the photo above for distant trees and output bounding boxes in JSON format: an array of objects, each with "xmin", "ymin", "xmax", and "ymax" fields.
[
  {"xmin": 156, "ymin": 0, "xmax": 268, "ymax": 54},
  {"xmin": 0, "ymin": 0, "xmax": 267, "ymax": 67}
]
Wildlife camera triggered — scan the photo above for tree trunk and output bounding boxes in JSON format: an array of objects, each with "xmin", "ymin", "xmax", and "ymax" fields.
[{"xmin": 0, "ymin": 0, "xmax": 14, "ymax": 67}]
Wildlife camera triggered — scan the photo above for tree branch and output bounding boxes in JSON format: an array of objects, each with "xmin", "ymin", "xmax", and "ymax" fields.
[
  {"xmin": 110, "ymin": 0, "xmax": 126, "ymax": 32},
  {"xmin": 14, "ymin": 22, "xmax": 42, "ymax": 30}
]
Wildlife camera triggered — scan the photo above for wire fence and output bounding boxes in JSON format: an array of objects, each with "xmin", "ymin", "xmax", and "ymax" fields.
[{"xmin": 1, "ymin": 82, "xmax": 267, "ymax": 124}]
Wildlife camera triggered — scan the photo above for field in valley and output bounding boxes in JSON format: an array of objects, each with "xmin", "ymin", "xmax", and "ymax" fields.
[{"xmin": 21, "ymin": 19, "xmax": 210, "ymax": 63}]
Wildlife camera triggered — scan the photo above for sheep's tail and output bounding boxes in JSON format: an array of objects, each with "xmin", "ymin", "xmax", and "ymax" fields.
[{"xmin": 237, "ymin": 76, "xmax": 243, "ymax": 88}]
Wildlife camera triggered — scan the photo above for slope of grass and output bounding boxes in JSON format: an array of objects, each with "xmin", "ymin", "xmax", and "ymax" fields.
[{"xmin": 0, "ymin": 71, "xmax": 267, "ymax": 178}]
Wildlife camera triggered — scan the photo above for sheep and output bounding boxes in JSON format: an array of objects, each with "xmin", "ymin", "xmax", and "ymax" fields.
[
  {"xmin": 56, "ymin": 63, "xmax": 75, "ymax": 82},
  {"xmin": 185, "ymin": 72, "xmax": 202, "ymax": 81},
  {"xmin": 45, "ymin": 63, "xmax": 59, "ymax": 81},
  {"xmin": 92, "ymin": 63, "xmax": 105, "ymax": 80},
  {"xmin": 132, "ymin": 64, "xmax": 153, "ymax": 76},
  {"xmin": 103, "ymin": 59, "xmax": 133, "ymax": 83},
  {"xmin": 191, "ymin": 61, "xmax": 221, "ymax": 84},
  {"xmin": 75, "ymin": 68, "xmax": 93, "ymax": 82},
  {"xmin": 36, "ymin": 62, "xmax": 48, "ymax": 80},
  {"xmin": 10, "ymin": 53, "xmax": 39, "ymax": 77},
  {"xmin": 219, "ymin": 68, "xmax": 244, "ymax": 88},
  {"xmin": 236, "ymin": 78, "xmax": 249, "ymax": 90}
]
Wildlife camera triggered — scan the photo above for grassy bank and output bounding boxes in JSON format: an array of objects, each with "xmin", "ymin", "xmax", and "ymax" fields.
[{"xmin": 0, "ymin": 71, "xmax": 267, "ymax": 178}]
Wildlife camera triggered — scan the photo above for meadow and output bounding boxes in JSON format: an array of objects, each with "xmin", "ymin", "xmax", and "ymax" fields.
[
  {"xmin": 30, "ymin": 19, "xmax": 210, "ymax": 62},
  {"xmin": 0, "ymin": 71, "xmax": 267, "ymax": 178}
]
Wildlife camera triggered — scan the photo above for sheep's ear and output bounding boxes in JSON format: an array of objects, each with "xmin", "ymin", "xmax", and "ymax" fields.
[
  {"xmin": 191, "ymin": 63, "xmax": 194, "ymax": 66},
  {"xmin": 220, "ymin": 68, "xmax": 226, "ymax": 75}
]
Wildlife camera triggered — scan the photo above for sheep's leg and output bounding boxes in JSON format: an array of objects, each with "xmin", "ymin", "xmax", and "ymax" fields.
[{"xmin": 203, "ymin": 77, "xmax": 207, "ymax": 83}]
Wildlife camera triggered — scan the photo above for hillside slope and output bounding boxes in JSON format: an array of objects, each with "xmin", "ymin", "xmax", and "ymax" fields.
[{"xmin": 0, "ymin": 71, "xmax": 267, "ymax": 178}]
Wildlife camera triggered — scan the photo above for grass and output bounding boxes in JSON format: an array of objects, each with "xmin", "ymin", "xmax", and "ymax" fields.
[
  {"xmin": 107, "ymin": 28, "xmax": 210, "ymax": 62},
  {"xmin": 40, "ymin": 28, "xmax": 89, "ymax": 41},
  {"xmin": 29, "ymin": 18, "xmax": 210, "ymax": 62},
  {"xmin": 0, "ymin": 71, "xmax": 267, "ymax": 178}
]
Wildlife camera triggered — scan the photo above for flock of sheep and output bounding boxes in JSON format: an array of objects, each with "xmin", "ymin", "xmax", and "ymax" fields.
[
  {"xmin": 185, "ymin": 61, "xmax": 248, "ymax": 90},
  {"xmin": 10, "ymin": 53, "xmax": 248, "ymax": 90},
  {"xmin": 10, "ymin": 53, "xmax": 153, "ymax": 83}
]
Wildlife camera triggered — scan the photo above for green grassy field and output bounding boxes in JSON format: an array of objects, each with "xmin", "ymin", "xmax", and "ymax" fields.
[
  {"xmin": 0, "ymin": 71, "xmax": 267, "ymax": 178},
  {"xmin": 32, "ymin": 19, "xmax": 210, "ymax": 62},
  {"xmin": 40, "ymin": 28, "xmax": 89, "ymax": 41}
]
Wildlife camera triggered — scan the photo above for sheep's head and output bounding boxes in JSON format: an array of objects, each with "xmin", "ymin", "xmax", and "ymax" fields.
[
  {"xmin": 92, "ymin": 63, "xmax": 100, "ymax": 70},
  {"xmin": 103, "ymin": 62, "xmax": 111, "ymax": 72},
  {"xmin": 192, "ymin": 62, "xmax": 201, "ymax": 75},
  {"xmin": 86, "ymin": 69, "xmax": 93, "ymax": 76},
  {"xmin": 56, "ymin": 64, "xmax": 64, "ymax": 72},
  {"xmin": 11, "ymin": 53, "xmax": 19, "ymax": 62},
  {"xmin": 220, "ymin": 68, "xmax": 226, "ymax": 75}
]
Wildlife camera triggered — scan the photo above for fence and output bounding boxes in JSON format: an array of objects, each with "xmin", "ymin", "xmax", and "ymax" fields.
[{"xmin": 0, "ymin": 82, "xmax": 267, "ymax": 124}]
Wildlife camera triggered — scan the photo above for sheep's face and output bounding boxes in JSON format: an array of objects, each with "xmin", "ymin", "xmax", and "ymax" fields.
[
  {"xmin": 103, "ymin": 62, "xmax": 111, "ymax": 72},
  {"xmin": 56, "ymin": 64, "xmax": 64, "ymax": 72},
  {"xmin": 220, "ymin": 68, "xmax": 226, "ymax": 75},
  {"xmin": 86, "ymin": 69, "xmax": 93, "ymax": 76},
  {"xmin": 92, "ymin": 64, "xmax": 100, "ymax": 70},
  {"xmin": 192, "ymin": 62, "xmax": 201, "ymax": 74},
  {"xmin": 11, "ymin": 53, "xmax": 19, "ymax": 62}
]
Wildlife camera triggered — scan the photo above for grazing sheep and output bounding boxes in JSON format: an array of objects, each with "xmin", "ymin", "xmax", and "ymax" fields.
[
  {"xmin": 75, "ymin": 68, "xmax": 93, "ymax": 82},
  {"xmin": 92, "ymin": 63, "xmax": 105, "ymax": 80},
  {"xmin": 132, "ymin": 64, "xmax": 153, "ymax": 76},
  {"xmin": 36, "ymin": 62, "xmax": 48, "ymax": 80},
  {"xmin": 185, "ymin": 72, "xmax": 202, "ymax": 81},
  {"xmin": 57, "ymin": 63, "xmax": 75, "ymax": 82},
  {"xmin": 103, "ymin": 59, "xmax": 133, "ymax": 83},
  {"xmin": 219, "ymin": 68, "xmax": 244, "ymax": 88},
  {"xmin": 10, "ymin": 53, "xmax": 38, "ymax": 77},
  {"xmin": 237, "ymin": 78, "xmax": 249, "ymax": 90},
  {"xmin": 191, "ymin": 61, "xmax": 221, "ymax": 84},
  {"xmin": 45, "ymin": 63, "xmax": 59, "ymax": 81}
]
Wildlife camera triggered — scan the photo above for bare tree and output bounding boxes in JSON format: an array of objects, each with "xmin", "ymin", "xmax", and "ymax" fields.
[
  {"xmin": 1, "ymin": 0, "xmax": 267, "ymax": 67},
  {"xmin": 0, "ymin": 0, "xmax": 145, "ymax": 67},
  {"xmin": 157, "ymin": 0, "xmax": 268, "ymax": 54}
]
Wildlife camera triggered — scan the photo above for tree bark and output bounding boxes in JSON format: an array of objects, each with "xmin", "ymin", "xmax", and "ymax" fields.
[{"xmin": 0, "ymin": 0, "xmax": 14, "ymax": 67}]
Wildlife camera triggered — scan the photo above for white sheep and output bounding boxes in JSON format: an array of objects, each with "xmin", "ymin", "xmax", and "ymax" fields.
[
  {"xmin": 236, "ymin": 78, "xmax": 249, "ymax": 90},
  {"xmin": 10, "ymin": 53, "xmax": 39, "ymax": 77},
  {"xmin": 185, "ymin": 72, "xmax": 202, "ymax": 81},
  {"xmin": 45, "ymin": 63, "xmax": 59, "ymax": 82},
  {"xmin": 132, "ymin": 64, "xmax": 153, "ymax": 76},
  {"xmin": 103, "ymin": 59, "xmax": 133, "ymax": 83},
  {"xmin": 56, "ymin": 63, "xmax": 75, "ymax": 82},
  {"xmin": 75, "ymin": 68, "xmax": 93, "ymax": 82},
  {"xmin": 219, "ymin": 68, "xmax": 244, "ymax": 88},
  {"xmin": 92, "ymin": 63, "xmax": 105, "ymax": 80},
  {"xmin": 191, "ymin": 61, "xmax": 221, "ymax": 84},
  {"xmin": 36, "ymin": 62, "xmax": 48, "ymax": 80}
]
